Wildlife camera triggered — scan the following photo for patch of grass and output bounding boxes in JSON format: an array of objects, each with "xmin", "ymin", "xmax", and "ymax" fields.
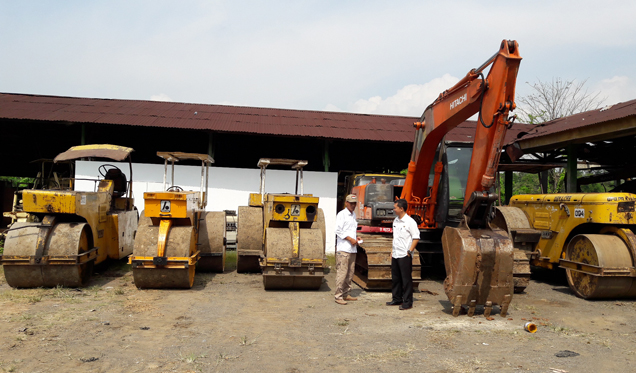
[
  {"xmin": 336, "ymin": 320, "xmax": 349, "ymax": 327},
  {"xmin": 27, "ymin": 295, "xmax": 42, "ymax": 304},
  {"xmin": 428, "ymin": 331, "xmax": 457, "ymax": 349},
  {"xmin": 225, "ymin": 251, "xmax": 237, "ymax": 272},
  {"xmin": 239, "ymin": 335, "xmax": 257, "ymax": 346},
  {"xmin": 178, "ymin": 352, "xmax": 206, "ymax": 364},
  {"xmin": 326, "ymin": 254, "xmax": 336, "ymax": 268},
  {"xmin": 113, "ymin": 288, "xmax": 125, "ymax": 295},
  {"xmin": 215, "ymin": 352, "xmax": 238, "ymax": 366}
]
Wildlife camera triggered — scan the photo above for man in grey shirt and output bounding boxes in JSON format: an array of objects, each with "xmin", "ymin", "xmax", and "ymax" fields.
[{"xmin": 386, "ymin": 198, "xmax": 420, "ymax": 310}]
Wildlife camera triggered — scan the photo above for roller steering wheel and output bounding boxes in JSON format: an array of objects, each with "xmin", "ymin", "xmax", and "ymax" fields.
[
  {"xmin": 98, "ymin": 164, "xmax": 122, "ymax": 177},
  {"xmin": 167, "ymin": 185, "xmax": 184, "ymax": 192}
]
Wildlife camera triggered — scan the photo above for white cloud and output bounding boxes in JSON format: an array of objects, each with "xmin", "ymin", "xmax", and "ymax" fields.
[
  {"xmin": 150, "ymin": 93, "xmax": 173, "ymax": 102},
  {"xmin": 595, "ymin": 76, "xmax": 636, "ymax": 105},
  {"xmin": 326, "ymin": 74, "xmax": 460, "ymax": 116}
]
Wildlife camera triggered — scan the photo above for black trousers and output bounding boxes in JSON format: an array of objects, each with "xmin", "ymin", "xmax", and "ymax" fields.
[{"xmin": 391, "ymin": 256, "xmax": 413, "ymax": 306}]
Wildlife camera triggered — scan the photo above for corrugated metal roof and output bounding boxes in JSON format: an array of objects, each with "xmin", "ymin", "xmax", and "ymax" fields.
[
  {"xmin": 507, "ymin": 98, "xmax": 636, "ymax": 146},
  {"xmin": 0, "ymin": 92, "xmax": 529, "ymax": 144}
]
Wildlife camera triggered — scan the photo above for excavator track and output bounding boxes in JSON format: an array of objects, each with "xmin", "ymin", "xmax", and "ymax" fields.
[
  {"xmin": 3, "ymin": 222, "xmax": 95, "ymax": 288},
  {"xmin": 353, "ymin": 233, "xmax": 422, "ymax": 291},
  {"xmin": 131, "ymin": 222, "xmax": 196, "ymax": 289},
  {"xmin": 198, "ymin": 211, "xmax": 227, "ymax": 272}
]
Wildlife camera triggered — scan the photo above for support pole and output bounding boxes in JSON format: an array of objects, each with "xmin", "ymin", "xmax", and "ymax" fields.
[
  {"xmin": 566, "ymin": 144, "xmax": 577, "ymax": 193},
  {"xmin": 539, "ymin": 171, "xmax": 548, "ymax": 194},
  {"xmin": 322, "ymin": 139, "xmax": 330, "ymax": 172},
  {"xmin": 208, "ymin": 132, "xmax": 214, "ymax": 159},
  {"xmin": 504, "ymin": 171, "xmax": 513, "ymax": 205}
]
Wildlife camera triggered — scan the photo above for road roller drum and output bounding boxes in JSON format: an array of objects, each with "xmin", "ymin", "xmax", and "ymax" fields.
[
  {"xmin": 198, "ymin": 211, "xmax": 227, "ymax": 272},
  {"xmin": 3, "ymin": 221, "xmax": 95, "ymax": 288},
  {"xmin": 236, "ymin": 206, "xmax": 264, "ymax": 273},
  {"xmin": 565, "ymin": 233, "xmax": 636, "ymax": 299},
  {"xmin": 131, "ymin": 223, "xmax": 197, "ymax": 289}
]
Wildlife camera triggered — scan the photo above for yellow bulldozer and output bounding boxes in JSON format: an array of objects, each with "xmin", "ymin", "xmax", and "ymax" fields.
[
  {"xmin": 494, "ymin": 192, "xmax": 636, "ymax": 299},
  {"xmin": 1, "ymin": 144, "xmax": 138, "ymax": 288},
  {"xmin": 129, "ymin": 152, "xmax": 226, "ymax": 289},
  {"xmin": 236, "ymin": 158, "xmax": 326, "ymax": 290}
]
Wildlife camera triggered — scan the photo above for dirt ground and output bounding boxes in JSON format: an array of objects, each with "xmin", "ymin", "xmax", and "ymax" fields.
[{"xmin": 0, "ymin": 254, "xmax": 634, "ymax": 373}]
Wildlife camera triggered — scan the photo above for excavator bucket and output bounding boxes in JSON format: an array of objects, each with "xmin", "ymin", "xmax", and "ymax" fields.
[
  {"xmin": 442, "ymin": 225, "xmax": 514, "ymax": 317},
  {"xmin": 3, "ymin": 221, "xmax": 96, "ymax": 288}
]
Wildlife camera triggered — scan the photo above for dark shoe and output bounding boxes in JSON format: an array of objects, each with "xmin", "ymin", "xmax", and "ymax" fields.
[
  {"xmin": 399, "ymin": 304, "xmax": 413, "ymax": 310},
  {"xmin": 386, "ymin": 301, "xmax": 403, "ymax": 306}
]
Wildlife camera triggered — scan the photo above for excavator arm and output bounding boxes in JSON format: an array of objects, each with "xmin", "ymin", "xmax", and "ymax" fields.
[
  {"xmin": 401, "ymin": 40, "xmax": 521, "ymax": 229},
  {"xmin": 400, "ymin": 40, "xmax": 522, "ymax": 317}
]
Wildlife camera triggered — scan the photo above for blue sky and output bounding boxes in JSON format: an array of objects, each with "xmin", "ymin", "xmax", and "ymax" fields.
[{"xmin": 1, "ymin": 1, "xmax": 635, "ymax": 116}]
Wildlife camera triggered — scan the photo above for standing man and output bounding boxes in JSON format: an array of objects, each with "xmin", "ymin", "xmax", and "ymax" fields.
[
  {"xmin": 386, "ymin": 198, "xmax": 420, "ymax": 310},
  {"xmin": 334, "ymin": 194, "xmax": 360, "ymax": 305}
]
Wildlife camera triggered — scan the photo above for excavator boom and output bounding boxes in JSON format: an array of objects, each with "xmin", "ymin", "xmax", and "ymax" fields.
[
  {"xmin": 401, "ymin": 40, "xmax": 521, "ymax": 228},
  {"xmin": 400, "ymin": 40, "xmax": 522, "ymax": 317}
]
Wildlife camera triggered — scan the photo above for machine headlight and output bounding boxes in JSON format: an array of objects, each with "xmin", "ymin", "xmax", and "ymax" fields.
[{"xmin": 377, "ymin": 209, "xmax": 386, "ymax": 216}]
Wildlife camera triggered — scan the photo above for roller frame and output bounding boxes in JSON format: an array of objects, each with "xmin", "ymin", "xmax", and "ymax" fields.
[
  {"xmin": 130, "ymin": 250, "xmax": 200, "ymax": 270},
  {"xmin": 2, "ymin": 247, "xmax": 98, "ymax": 266}
]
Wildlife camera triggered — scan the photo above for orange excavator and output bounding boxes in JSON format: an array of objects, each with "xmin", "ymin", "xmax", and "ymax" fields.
[{"xmin": 401, "ymin": 40, "xmax": 523, "ymax": 317}]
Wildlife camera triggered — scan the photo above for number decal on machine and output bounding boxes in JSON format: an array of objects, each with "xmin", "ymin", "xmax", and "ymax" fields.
[
  {"xmin": 574, "ymin": 208, "xmax": 585, "ymax": 218},
  {"xmin": 160, "ymin": 200, "xmax": 171, "ymax": 213},
  {"xmin": 290, "ymin": 204, "xmax": 301, "ymax": 216}
]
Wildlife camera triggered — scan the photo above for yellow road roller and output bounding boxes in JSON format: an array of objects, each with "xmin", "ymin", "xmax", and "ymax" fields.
[
  {"xmin": 236, "ymin": 158, "xmax": 326, "ymax": 290},
  {"xmin": 129, "ymin": 152, "xmax": 226, "ymax": 289},
  {"xmin": 493, "ymin": 193, "xmax": 636, "ymax": 299},
  {"xmin": 1, "ymin": 144, "xmax": 138, "ymax": 288}
]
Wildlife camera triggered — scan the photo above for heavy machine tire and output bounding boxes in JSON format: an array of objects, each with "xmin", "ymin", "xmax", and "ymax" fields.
[
  {"xmin": 198, "ymin": 211, "xmax": 227, "ymax": 272},
  {"xmin": 236, "ymin": 206, "xmax": 263, "ymax": 273},
  {"xmin": 3, "ymin": 222, "xmax": 94, "ymax": 288},
  {"xmin": 565, "ymin": 233, "xmax": 636, "ymax": 299},
  {"xmin": 132, "ymin": 222, "xmax": 196, "ymax": 289}
]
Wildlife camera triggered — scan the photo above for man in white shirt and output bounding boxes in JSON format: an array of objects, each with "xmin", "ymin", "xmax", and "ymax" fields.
[
  {"xmin": 386, "ymin": 198, "xmax": 420, "ymax": 310},
  {"xmin": 334, "ymin": 194, "xmax": 360, "ymax": 305}
]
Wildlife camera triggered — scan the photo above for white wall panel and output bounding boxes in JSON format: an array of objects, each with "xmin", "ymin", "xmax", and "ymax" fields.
[{"xmin": 76, "ymin": 161, "xmax": 338, "ymax": 252}]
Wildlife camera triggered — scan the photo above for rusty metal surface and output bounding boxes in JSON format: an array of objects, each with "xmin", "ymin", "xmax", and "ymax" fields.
[
  {"xmin": 54, "ymin": 144, "xmax": 133, "ymax": 162},
  {"xmin": 262, "ymin": 267, "xmax": 323, "ymax": 290},
  {"xmin": 156, "ymin": 152, "xmax": 214, "ymax": 163},
  {"xmin": 0, "ymin": 93, "xmax": 528, "ymax": 144},
  {"xmin": 132, "ymin": 266, "xmax": 195, "ymax": 289},
  {"xmin": 442, "ymin": 225, "xmax": 514, "ymax": 317},
  {"xmin": 353, "ymin": 233, "xmax": 422, "ymax": 291},
  {"xmin": 506, "ymin": 99, "xmax": 636, "ymax": 153}
]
